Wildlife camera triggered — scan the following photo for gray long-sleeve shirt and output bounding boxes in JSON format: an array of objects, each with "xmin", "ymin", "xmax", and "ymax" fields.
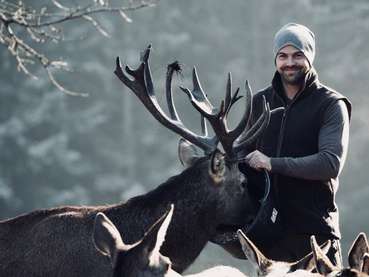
[{"xmin": 270, "ymin": 100, "xmax": 350, "ymax": 181}]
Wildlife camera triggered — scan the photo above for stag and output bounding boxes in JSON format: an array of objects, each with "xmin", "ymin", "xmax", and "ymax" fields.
[
  {"xmin": 93, "ymin": 205, "xmax": 246, "ymax": 277},
  {"xmin": 0, "ymin": 45, "xmax": 270, "ymax": 277}
]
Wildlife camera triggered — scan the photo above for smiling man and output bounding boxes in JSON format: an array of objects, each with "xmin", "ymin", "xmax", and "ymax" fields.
[{"xmin": 242, "ymin": 23, "xmax": 351, "ymax": 266}]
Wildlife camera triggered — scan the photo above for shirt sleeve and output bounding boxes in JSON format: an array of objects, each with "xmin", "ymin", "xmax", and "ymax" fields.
[{"xmin": 270, "ymin": 100, "xmax": 350, "ymax": 180}]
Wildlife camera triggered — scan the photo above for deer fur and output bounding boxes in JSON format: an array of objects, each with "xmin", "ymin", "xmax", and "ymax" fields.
[
  {"xmin": 310, "ymin": 235, "xmax": 369, "ymax": 277},
  {"xmin": 348, "ymin": 233, "xmax": 369, "ymax": 272},
  {"xmin": 0, "ymin": 142, "xmax": 254, "ymax": 276},
  {"xmin": 237, "ymin": 229, "xmax": 329, "ymax": 277},
  {"xmin": 93, "ymin": 206, "xmax": 247, "ymax": 277}
]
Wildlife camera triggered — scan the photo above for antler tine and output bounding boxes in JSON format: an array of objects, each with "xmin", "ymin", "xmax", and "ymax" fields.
[
  {"xmin": 180, "ymin": 68, "xmax": 246, "ymax": 155},
  {"xmin": 144, "ymin": 49, "xmax": 155, "ymax": 97},
  {"xmin": 226, "ymin": 87, "xmax": 242, "ymax": 116},
  {"xmin": 181, "ymin": 72, "xmax": 260, "ymax": 158},
  {"xmin": 179, "ymin": 66, "xmax": 224, "ymax": 151},
  {"xmin": 166, "ymin": 61, "xmax": 212, "ymax": 146},
  {"xmin": 233, "ymin": 96, "xmax": 271, "ymax": 152},
  {"xmin": 201, "ymin": 115, "xmax": 208, "ymax": 136},
  {"xmin": 200, "ymin": 73, "xmax": 240, "ymax": 157},
  {"xmin": 115, "ymin": 46, "xmax": 217, "ymax": 153},
  {"xmin": 179, "ymin": 67, "xmax": 217, "ymax": 116},
  {"xmin": 224, "ymin": 73, "xmax": 232, "ymax": 114},
  {"xmin": 193, "ymin": 67, "xmax": 208, "ymax": 102},
  {"xmin": 125, "ymin": 45, "xmax": 151, "ymax": 81},
  {"xmin": 241, "ymin": 103, "xmax": 270, "ymax": 145},
  {"xmin": 140, "ymin": 44, "xmax": 151, "ymax": 62},
  {"xmin": 185, "ymin": 67, "xmax": 247, "ymax": 149},
  {"xmin": 166, "ymin": 61, "xmax": 180, "ymax": 121},
  {"xmin": 227, "ymin": 80, "xmax": 253, "ymax": 140},
  {"xmin": 239, "ymin": 100, "xmax": 269, "ymax": 144}
]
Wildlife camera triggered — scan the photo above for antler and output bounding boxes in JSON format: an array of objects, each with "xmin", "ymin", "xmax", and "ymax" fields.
[
  {"xmin": 114, "ymin": 45, "xmax": 217, "ymax": 154},
  {"xmin": 115, "ymin": 45, "xmax": 270, "ymax": 159},
  {"xmin": 179, "ymin": 69, "xmax": 270, "ymax": 159}
]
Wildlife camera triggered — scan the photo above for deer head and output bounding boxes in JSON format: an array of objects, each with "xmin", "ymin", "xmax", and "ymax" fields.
[
  {"xmin": 114, "ymin": 45, "xmax": 271, "ymax": 265},
  {"xmin": 93, "ymin": 205, "xmax": 178, "ymax": 277}
]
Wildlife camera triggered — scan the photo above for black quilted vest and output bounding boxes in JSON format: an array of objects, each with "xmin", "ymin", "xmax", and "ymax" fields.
[{"xmin": 251, "ymin": 69, "xmax": 351, "ymax": 239}]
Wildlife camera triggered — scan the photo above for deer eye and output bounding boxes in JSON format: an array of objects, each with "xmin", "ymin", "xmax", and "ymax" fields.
[
  {"xmin": 211, "ymin": 152, "xmax": 225, "ymax": 172},
  {"xmin": 215, "ymin": 159, "xmax": 221, "ymax": 167},
  {"xmin": 209, "ymin": 151, "xmax": 226, "ymax": 184}
]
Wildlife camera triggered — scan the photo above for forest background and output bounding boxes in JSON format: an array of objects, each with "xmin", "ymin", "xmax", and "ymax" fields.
[{"xmin": 1, "ymin": 0, "xmax": 368, "ymax": 273}]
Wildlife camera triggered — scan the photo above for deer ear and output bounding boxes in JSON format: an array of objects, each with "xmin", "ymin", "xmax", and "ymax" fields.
[
  {"xmin": 361, "ymin": 253, "xmax": 369, "ymax": 274},
  {"xmin": 237, "ymin": 229, "xmax": 271, "ymax": 272},
  {"xmin": 310, "ymin": 235, "xmax": 337, "ymax": 275},
  {"xmin": 348, "ymin": 232, "xmax": 369, "ymax": 270},
  {"xmin": 291, "ymin": 240, "xmax": 331, "ymax": 272},
  {"xmin": 178, "ymin": 138, "xmax": 202, "ymax": 168},
  {"xmin": 140, "ymin": 205, "xmax": 174, "ymax": 265},
  {"xmin": 209, "ymin": 150, "xmax": 226, "ymax": 184},
  {"xmin": 93, "ymin": 212, "xmax": 124, "ymax": 265}
]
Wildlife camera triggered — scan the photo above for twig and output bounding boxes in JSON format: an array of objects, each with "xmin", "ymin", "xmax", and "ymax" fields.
[{"xmin": 0, "ymin": 0, "xmax": 160, "ymax": 96}]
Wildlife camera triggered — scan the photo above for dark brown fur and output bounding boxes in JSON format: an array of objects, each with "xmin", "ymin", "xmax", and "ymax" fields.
[{"xmin": 0, "ymin": 155, "xmax": 252, "ymax": 276}]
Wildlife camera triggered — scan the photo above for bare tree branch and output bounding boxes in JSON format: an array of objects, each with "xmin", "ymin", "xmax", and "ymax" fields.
[{"xmin": 0, "ymin": 0, "xmax": 160, "ymax": 96}]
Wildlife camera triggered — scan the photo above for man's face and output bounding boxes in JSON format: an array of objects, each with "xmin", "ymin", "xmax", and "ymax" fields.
[{"xmin": 275, "ymin": 45, "xmax": 310, "ymax": 85}]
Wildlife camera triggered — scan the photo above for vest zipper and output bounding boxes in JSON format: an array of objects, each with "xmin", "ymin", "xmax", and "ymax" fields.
[
  {"xmin": 270, "ymin": 96, "xmax": 289, "ymax": 216},
  {"xmin": 276, "ymin": 93, "xmax": 300, "ymax": 157},
  {"xmin": 276, "ymin": 107, "xmax": 288, "ymax": 157},
  {"xmin": 270, "ymin": 75, "xmax": 312, "ymax": 223},
  {"xmin": 273, "ymin": 98, "xmax": 296, "ymax": 190}
]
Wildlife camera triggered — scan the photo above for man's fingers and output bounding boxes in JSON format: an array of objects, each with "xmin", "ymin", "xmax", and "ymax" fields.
[
  {"xmin": 245, "ymin": 152, "xmax": 253, "ymax": 159},
  {"xmin": 245, "ymin": 150, "xmax": 260, "ymax": 160},
  {"xmin": 249, "ymin": 157, "xmax": 259, "ymax": 168},
  {"xmin": 244, "ymin": 150, "xmax": 271, "ymax": 172},
  {"xmin": 248, "ymin": 156, "xmax": 258, "ymax": 167}
]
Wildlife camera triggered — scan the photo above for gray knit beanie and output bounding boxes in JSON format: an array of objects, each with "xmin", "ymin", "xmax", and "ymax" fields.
[{"xmin": 273, "ymin": 23, "xmax": 315, "ymax": 66}]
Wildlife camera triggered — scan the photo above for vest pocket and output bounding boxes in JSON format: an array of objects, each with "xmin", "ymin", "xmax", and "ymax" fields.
[{"xmin": 313, "ymin": 181, "xmax": 335, "ymax": 213}]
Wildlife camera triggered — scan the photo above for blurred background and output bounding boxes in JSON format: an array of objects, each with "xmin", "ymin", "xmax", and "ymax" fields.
[{"xmin": 1, "ymin": 0, "xmax": 369, "ymax": 274}]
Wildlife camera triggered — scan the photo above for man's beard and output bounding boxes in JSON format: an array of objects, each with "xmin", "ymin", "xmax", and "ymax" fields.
[{"xmin": 279, "ymin": 65, "xmax": 307, "ymax": 85}]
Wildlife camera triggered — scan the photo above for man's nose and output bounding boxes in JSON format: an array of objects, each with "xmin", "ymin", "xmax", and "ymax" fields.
[{"xmin": 286, "ymin": 56, "xmax": 295, "ymax": 66}]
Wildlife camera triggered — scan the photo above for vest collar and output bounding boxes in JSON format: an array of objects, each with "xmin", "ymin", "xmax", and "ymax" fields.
[{"xmin": 272, "ymin": 67, "xmax": 319, "ymax": 104}]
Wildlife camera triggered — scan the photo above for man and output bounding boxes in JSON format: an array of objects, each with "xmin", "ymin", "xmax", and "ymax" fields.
[{"xmin": 244, "ymin": 23, "xmax": 351, "ymax": 266}]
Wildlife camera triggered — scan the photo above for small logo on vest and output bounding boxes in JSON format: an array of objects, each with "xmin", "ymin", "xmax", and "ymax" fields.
[{"xmin": 271, "ymin": 208, "xmax": 278, "ymax": 223}]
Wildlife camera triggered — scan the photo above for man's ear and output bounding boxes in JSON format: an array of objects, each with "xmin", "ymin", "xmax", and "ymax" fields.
[{"xmin": 178, "ymin": 138, "xmax": 202, "ymax": 168}]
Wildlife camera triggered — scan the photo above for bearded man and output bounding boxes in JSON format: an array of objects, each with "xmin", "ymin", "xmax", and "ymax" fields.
[{"xmin": 243, "ymin": 23, "xmax": 351, "ymax": 266}]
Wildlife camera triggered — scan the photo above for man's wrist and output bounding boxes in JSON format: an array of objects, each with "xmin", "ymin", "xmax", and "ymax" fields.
[
  {"xmin": 270, "ymin": 157, "xmax": 285, "ymax": 173},
  {"xmin": 266, "ymin": 157, "xmax": 272, "ymax": 171}
]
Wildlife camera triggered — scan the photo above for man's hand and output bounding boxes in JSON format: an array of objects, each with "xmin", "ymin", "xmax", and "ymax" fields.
[{"xmin": 245, "ymin": 150, "xmax": 272, "ymax": 171}]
